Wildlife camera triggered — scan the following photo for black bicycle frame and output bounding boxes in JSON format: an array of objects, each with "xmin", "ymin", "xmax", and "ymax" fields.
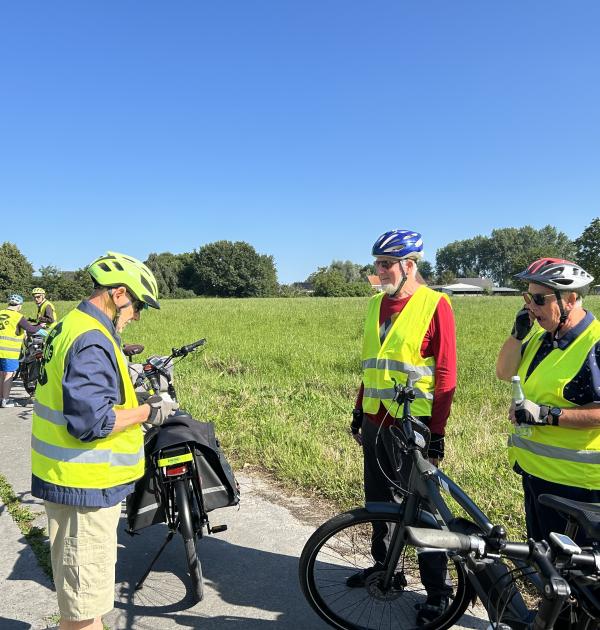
[{"xmin": 367, "ymin": 438, "xmax": 537, "ymax": 629}]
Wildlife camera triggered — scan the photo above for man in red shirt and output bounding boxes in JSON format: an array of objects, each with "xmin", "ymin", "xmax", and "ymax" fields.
[{"xmin": 349, "ymin": 229, "xmax": 457, "ymax": 625}]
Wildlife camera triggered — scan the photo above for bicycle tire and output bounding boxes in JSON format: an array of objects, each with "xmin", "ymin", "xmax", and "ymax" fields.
[
  {"xmin": 174, "ymin": 478, "xmax": 204, "ymax": 602},
  {"xmin": 23, "ymin": 361, "xmax": 39, "ymax": 396},
  {"xmin": 299, "ymin": 508, "xmax": 473, "ymax": 630}
]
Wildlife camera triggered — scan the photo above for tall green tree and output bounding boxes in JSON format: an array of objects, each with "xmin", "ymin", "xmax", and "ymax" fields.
[
  {"xmin": 0, "ymin": 242, "xmax": 34, "ymax": 298},
  {"xmin": 191, "ymin": 241, "xmax": 278, "ymax": 297},
  {"xmin": 36, "ymin": 265, "xmax": 62, "ymax": 296},
  {"xmin": 418, "ymin": 260, "xmax": 434, "ymax": 283},
  {"xmin": 575, "ymin": 217, "xmax": 600, "ymax": 282},
  {"xmin": 71, "ymin": 267, "xmax": 95, "ymax": 297}
]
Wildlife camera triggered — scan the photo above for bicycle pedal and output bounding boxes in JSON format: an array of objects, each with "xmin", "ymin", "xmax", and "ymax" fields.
[{"xmin": 210, "ymin": 524, "xmax": 227, "ymax": 534}]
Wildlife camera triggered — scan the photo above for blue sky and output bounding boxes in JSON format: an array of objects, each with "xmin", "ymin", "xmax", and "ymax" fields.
[{"xmin": 1, "ymin": 2, "xmax": 599, "ymax": 283}]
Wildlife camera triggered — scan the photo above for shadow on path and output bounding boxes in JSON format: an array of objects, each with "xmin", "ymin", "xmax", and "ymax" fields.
[{"xmin": 110, "ymin": 518, "xmax": 325, "ymax": 629}]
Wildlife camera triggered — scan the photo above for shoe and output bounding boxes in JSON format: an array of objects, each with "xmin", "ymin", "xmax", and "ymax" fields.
[
  {"xmin": 415, "ymin": 596, "xmax": 449, "ymax": 625},
  {"xmin": 346, "ymin": 564, "xmax": 383, "ymax": 587},
  {"xmin": 0, "ymin": 399, "xmax": 15, "ymax": 408}
]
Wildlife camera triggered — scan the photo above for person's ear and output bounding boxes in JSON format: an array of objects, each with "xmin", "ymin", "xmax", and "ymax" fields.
[{"xmin": 565, "ymin": 291, "xmax": 578, "ymax": 308}]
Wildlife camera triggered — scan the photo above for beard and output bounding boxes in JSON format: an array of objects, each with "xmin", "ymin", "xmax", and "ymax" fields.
[{"xmin": 381, "ymin": 281, "xmax": 400, "ymax": 295}]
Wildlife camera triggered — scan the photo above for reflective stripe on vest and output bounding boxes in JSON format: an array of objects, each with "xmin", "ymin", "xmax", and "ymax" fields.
[
  {"xmin": 0, "ymin": 309, "xmax": 25, "ymax": 360},
  {"xmin": 31, "ymin": 435, "xmax": 144, "ymax": 467},
  {"xmin": 31, "ymin": 308, "xmax": 144, "ymax": 490},
  {"xmin": 361, "ymin": 287, "xmax": 450, "ymax": 417},
  {"xmin": 507, "ymin": 317, "xmax": 600, "ymax": 489}
]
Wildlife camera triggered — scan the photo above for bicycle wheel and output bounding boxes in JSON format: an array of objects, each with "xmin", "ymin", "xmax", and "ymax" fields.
[
  {"xmin": 23, "ymin": 361, "xmax": 39, "ymax": 395},
  {"xmin": 299, "ymin": 508, "xmax": 472, "ymax": 630},
  {"xmin": 174, "ymin": 478, "xmax": 204, "ymax": 602}
]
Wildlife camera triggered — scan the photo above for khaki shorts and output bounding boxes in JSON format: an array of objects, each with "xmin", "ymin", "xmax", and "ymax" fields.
[{"xmin": 45, "ymin": 501, "xmax": 121, "ymax": 621}]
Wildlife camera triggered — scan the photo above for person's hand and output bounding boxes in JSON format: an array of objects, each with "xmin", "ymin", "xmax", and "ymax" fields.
[
  {"xmin": 511, "ymin": 307, "xmax": 534, "ymax": 341},
  {"xmin": 428, "ymin": 433, "xmax": 444, "ymax": 465},
  {"xmin": 514, "ymin": 399, "xmax": 550, "ymax": 426},
  {"xmin": 145, "ymin": 395, "xmax": 179, "ymax": 426},
  {"xmin": 350, "ymin": 408, "xmax": 363, "ymax": 446},
  {"xmin": 136, "ymin": 390, "xmax": 151, "ymax": 405}
]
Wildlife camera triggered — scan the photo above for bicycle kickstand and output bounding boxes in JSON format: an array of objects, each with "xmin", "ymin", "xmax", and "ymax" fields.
[{"xmin": 134, "ymin": 530, "xmax": 176, "ymax": 591}]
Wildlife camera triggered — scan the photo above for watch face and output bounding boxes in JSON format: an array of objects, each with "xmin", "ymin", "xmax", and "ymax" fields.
[{"xmin": 550, "ymin": 407, "xmax": 562, "ymax": 417}]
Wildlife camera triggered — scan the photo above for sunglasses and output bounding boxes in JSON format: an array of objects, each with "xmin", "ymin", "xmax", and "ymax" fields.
[
  {"xmin": 522, "ymin": 291, "xmax": 556, "ymax": 306},
  {"xmin": 133, "ymin": 300, "xmax": 148, "ymax": 313},
  {"xmin": 374, "ymin": 260, "xmax": 399, "ymax": 270}
]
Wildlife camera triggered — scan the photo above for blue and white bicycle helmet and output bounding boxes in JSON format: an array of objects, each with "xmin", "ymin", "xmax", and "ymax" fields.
[
  {"xmin": 372, "ymin": 229, "xmax": 424, "ymax": 260},
  {"xmin": 8, "ymin": 294, "xmax": 24, "ymax": 306}
]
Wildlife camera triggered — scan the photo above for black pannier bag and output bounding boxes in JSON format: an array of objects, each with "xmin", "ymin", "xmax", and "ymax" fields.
[{"xmin": 126, "ymin": 413, "xmax": 239, "ymax": 533}]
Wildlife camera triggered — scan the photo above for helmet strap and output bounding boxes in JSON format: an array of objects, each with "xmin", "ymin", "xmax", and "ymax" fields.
[
  {"xmin": 553, "ymin": 289, "xmax": 568, "ymax": 345},
  {"xmin": 391, "ymin": 262, "xmax": 409, "ymax": 298}
]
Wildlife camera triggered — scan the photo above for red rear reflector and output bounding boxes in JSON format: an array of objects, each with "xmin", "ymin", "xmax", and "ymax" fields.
[
  {"xmin": 165, "ymin": 465, "xmax": 187, "ymax": 477},
  {"xmin": 35, "ymin": 352, "xmax": 43, "ymax": 359}
]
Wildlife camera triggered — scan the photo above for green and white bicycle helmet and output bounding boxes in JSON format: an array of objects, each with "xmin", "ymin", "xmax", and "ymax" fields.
[{"xmin": 87, "ymin": 251, "xmax": 160, "ymax": 309}]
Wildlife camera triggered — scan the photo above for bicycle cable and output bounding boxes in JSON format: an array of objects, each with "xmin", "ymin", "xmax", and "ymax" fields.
[
  {"xmin": 374, "ymin": 397, "xmax": 412, "ymax": 496},
  {"xmin": 489, "ymin": 563, "xmax": 534, "ymax": 626}
]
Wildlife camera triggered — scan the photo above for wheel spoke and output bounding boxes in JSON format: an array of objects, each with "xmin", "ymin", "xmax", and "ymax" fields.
[{"xmin": 300, "ymin": 509, "xmax": 472, "ymax": 630}]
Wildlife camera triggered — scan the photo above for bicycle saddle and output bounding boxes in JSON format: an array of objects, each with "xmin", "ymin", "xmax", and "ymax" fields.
[
  {"xmin": 123, "ymin": 344, "xmax": 145, "ymax": 357},
  {"xmin": 538, "ymin": 493, "xmax": 600, "ymax": 540}
]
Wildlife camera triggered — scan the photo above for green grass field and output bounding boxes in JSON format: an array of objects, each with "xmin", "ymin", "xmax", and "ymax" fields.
[{"xmin": 22, "ymin": 295, "xmax": 600, "ymax": 538}]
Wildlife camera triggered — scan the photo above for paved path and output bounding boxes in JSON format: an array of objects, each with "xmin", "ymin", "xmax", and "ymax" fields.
[{"xmin": 0, "ymin": 383, "xmax": 489, "ymax": 629}]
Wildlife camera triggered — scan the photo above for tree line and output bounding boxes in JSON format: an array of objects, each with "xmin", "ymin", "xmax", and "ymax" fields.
[
  {"xmin": 433, "ymin": 220, "xmax": 600, "ymax": 286},
  {"xmin": 1, "ymin": 219, "xmax": 599, "ymax": 300},
  {"xmin": 0, "ymin": 241, "xmax": 279, "ymax": 301}
]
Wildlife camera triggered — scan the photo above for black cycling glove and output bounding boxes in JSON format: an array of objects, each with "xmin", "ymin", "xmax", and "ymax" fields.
[
  {"xmin": 511, "ymin": 307, "xmax": 533, "ymax": 341},
  {"xmin": 515, "ymin": 400, "xmax": 550, "ymax": 425},
  {"xmin": 350, "ymin": 408, "xmax": 363, "ymax": 435},
  {"xmin": 428, "ymin": 433, "xmax": 445, "ymax": 460}
]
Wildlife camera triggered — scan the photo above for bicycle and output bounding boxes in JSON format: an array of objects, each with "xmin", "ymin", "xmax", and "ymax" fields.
[
  {"xmin": 403, "ymin": 519, "xmax": 600, "ymax": 630},
  {"xmin": 125, "ymin": 339, "xmax": 239, "ymax": 603},
  {"xmin": 298, "ymin": 374, "xmax": 600, "ymax": 630},
  {"xmin": 17, "ymin": 329, "xmax": 48, "ymax": 395}
]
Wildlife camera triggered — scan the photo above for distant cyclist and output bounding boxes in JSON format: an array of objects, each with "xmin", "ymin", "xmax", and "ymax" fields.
[
  {"xmin": 0, "ymin": 294, "xmax": 45, "ymax": 407},
  {"xmin": 497, "ymin": 258, "xmax": 600, "ymax": 545},
  {"xmin": 31, "ymin": 287, "xmax": 57, "ymax": 325}
]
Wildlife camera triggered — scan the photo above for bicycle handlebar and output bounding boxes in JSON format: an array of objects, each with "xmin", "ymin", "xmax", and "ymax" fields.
[
  {"xmin": 172, "ymin": 338, "xmax": 206, "ymax": 357},
  {"xmin": 404, "ymin": 526, "xmax": 484, "ymax": 554},
  {"xmin": 404, "ymin": 526, "xmax": 600, "ymax": 579}
]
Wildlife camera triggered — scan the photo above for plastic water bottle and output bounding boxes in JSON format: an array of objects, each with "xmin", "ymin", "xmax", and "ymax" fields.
[
  {"xmin": 511, "ymin": 375, "xmax": 525, "ymax": 407},
  {"xmin": 511, "ymin": 375, "xmax": 530, "ymax": 436}
]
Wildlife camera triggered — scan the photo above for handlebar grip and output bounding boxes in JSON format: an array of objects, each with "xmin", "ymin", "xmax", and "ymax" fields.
[
  {"xmin": 181, "ymin": 338, "xmax": 206, "ymax": 354},
  {"xmin": 404, "ymin": 526, "xmax": 481, "ymax": 552},
  {"xmin": 566, "ymin": 551, "xmax": 600, "ymax": 571}
]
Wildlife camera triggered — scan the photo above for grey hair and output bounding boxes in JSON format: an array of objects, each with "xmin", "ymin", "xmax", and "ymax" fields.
[{"xmin": 560, "ymin": 290, "xmax": 583, "ymax": 307}]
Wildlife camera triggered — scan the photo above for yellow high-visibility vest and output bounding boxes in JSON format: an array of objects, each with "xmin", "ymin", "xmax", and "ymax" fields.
[
  {"xmin": 361, "ymin": 287, "xmax": 450, "ymax": 417},
  {"xmin": 31, "ymin": 308, "xmax": 144, "ymax": 489},
  {"xmin": 0, "ymin": 309, "xmax": 25, "ymax": 360},
  {"xmin": 508, "ymin": 318, "xmax": 600, "ymax": 489},
  {"xmin": 37, "ymin": 299, "xmax": 57, "ymax": 325}
]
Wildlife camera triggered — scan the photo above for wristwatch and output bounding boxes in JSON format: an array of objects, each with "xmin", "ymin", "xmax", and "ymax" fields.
[{"xmin": 549, "ymin": 407, "xmax": 562, "ymax": 426}]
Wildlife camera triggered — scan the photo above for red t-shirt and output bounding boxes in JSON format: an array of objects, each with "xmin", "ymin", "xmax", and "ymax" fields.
[{"xmin": 356, "ymin": 292, "xmax": 457, "ymax": 434}]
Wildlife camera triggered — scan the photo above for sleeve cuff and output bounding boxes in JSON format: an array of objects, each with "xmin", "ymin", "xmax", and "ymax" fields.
[{"xmin": 99, "ymin": 408, "xmax": 117, "ymax": 438}]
